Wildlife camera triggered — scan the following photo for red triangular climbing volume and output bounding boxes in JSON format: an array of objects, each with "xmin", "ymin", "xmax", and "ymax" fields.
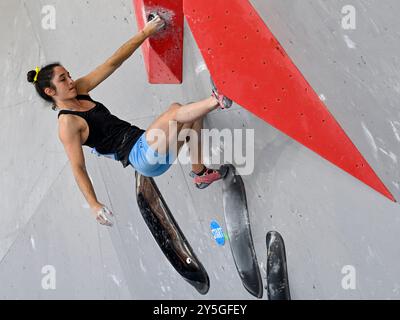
[
  {"xmin": 183, "ymin": 0, "xmax": 395, "ymax": 202},
  {"xmin": 133, "ymin": 0, "xmax": 183, "ymax": 84}
]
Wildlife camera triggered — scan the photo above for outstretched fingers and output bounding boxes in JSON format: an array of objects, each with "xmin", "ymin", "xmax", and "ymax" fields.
[{"xmin": 96, "ymin": 206, "xmax": 114, "ymax": 227}]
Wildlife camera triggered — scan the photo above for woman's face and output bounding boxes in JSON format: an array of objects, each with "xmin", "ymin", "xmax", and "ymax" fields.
[{"xmin": 46, "ymin": 66, "xmax": 77, "ymax": 101}]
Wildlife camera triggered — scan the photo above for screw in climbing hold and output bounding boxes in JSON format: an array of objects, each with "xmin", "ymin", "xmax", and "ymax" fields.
[{"xmin": 147, "ymin": 12, "xmax": 159, "ymax": 22}]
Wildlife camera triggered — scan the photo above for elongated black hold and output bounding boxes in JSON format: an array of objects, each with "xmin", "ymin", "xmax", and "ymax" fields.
[
  {"xmin": 266, "ymin": 231, "xmax": 291, "ymax": 300},
  {"xmin": 135, "ymin": 172, "xmax": 210, "ymax": 295},
  {"xmin": 222, "ymin": 164, "xmax": 263, "ymax": 298}
]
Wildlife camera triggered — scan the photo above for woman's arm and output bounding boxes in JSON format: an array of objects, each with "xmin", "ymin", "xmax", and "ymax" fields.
[
  {"xmin": 58, "ymin": 117, "xmax": 113, "ymax": 226},
  {"xmin": 75, "ymin": 15, "xmax": 165, "ymax": 93}
]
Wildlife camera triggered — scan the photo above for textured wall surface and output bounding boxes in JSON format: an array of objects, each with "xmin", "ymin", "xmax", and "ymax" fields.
[{"xmin": 0, "ymin": 0, "xmax": 399, "ymax": 299}]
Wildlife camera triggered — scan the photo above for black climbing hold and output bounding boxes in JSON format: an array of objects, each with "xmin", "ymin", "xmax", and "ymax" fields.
[
  {"xmin": 135, "ymin": 172, "xmax": 210, "ymax": 295},
  {"xmin": 266, "ymin": 231, "xmax": 291, "ymax": 300}
]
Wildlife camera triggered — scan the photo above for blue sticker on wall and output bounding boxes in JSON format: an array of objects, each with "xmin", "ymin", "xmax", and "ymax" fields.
[{"xmin": 210, "ymin": 220, "xmax": 225, "ymax": 246}]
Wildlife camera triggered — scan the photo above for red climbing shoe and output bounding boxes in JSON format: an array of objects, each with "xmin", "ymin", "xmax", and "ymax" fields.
[
  {"xmin": 189, "ymin": 165, "xmax": 229, "ymax": 189},
  {"xmin": 211, "ymin": 78, "xmax": 233, "ymax": 109}
]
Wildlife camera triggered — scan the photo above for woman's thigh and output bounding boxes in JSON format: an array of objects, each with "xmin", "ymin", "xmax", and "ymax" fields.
[{"xmin": 145, "ymin": 103, "xmax": 193, "ymax": 155}]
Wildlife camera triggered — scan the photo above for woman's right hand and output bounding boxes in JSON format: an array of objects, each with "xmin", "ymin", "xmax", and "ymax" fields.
[
  {"xmin": 91, "ymin": 203, "xmax": 114, "ymax": 227},
  {"xmin": 143, "ymin": 14, "xmax": 166, "ymax": 37}
]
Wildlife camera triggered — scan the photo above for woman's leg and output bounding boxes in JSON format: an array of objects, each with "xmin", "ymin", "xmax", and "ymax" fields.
[
  {"xmin": 145, "ymin": 97, "xmax": 218, "ymax": 155},
  {"xmin": 175, "ymin": 97, "xmax": 218, "ymax": 123},
  {"xmin": 144, "ymin": 101, "xmax": 225, "ymax": 188},
  {"xmin": 186, "ymin": 117, "xmax": 205, "ymax": 174}
]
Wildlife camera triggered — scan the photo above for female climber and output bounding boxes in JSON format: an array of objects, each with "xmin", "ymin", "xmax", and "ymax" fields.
[{"xmin": 26, "ymin": 15, "xmax": 232, "ymax": 226}]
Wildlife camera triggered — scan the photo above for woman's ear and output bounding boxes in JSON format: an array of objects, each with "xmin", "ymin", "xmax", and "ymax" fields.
[{"xmin": 44, "ymin": 87, "xmax": 56, "ymax": 98}]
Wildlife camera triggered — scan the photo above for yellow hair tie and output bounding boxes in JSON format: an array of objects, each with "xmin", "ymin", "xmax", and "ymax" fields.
[{"xmin": 33, "ymin": 66, "xmax": 41, "ymax": 83}]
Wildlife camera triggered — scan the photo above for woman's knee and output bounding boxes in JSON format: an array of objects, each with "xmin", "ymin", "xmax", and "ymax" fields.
[
  {"xmin": 166, "ymin": 103, "xmax": 182, "ymax": 121},
  {"xmin": 169, "ymin": 102, "xmax": 182, "ymax": 110}
]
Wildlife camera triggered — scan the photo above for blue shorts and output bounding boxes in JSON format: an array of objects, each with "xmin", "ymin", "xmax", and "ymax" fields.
[{"xmin": 129, "ymin": 132, "xmax": 176, "ymax": 177}]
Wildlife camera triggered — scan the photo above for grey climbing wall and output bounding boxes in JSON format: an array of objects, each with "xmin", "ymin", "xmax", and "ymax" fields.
[{"xmin": 1, "ymin": 0, "xmax": 399, "ymax": 299}]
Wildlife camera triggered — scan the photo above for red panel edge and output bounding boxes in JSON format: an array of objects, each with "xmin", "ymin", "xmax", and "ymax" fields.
[{"xmin": 133, "ymin": 0, "xmax": 184, "ymax": 84}]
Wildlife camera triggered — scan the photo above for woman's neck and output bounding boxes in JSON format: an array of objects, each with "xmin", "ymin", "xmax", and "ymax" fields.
[{"xmin": 56, "ymin": 97, "xmax": 82, "ymax": 111}]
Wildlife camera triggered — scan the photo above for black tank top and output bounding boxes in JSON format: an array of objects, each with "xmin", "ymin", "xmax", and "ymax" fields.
[{"xmin": 57, "ymin": 94, "xmax": 145, "ymax": 168}]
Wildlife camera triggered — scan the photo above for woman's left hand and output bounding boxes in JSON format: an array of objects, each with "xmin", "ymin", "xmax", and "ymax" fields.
[
  {"xmin": 143, "ymin": 15, "xmax": 166, "ymax": 37},
  {"xmin": 91, "ymin": 203, "xmax": 114, "ymax": 227}
]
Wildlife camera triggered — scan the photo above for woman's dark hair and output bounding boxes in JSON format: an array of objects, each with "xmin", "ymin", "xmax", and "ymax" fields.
[{"xmin": 27, "ymin": 63, "xmax": 62, "ymax": 110}]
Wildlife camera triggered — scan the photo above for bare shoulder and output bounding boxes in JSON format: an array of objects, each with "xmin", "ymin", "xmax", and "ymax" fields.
[
  {"xmin": 58, "ymin": 114, "xmax": 82, "ymax": 143},
  {"xmin": 57, "ymin": 114, "xmax": 87, "ymax": 169}
]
